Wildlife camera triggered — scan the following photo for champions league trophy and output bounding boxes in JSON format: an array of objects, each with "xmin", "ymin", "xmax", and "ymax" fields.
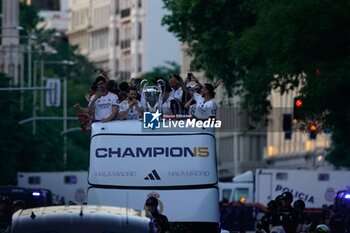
[{"xmin": 140, "ymin": 79, "xmax": 164, "ymax": 112}]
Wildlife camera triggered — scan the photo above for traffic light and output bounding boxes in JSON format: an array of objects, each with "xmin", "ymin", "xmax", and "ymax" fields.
[
  {"xmin": 307, "ymin": 122, "xmax": 318, "ymax": 140},
  {"xmin": 293, "ymin": 96, "xmax": 303, "ymax": 120},
  {"xmin": 282, "ymin": 114, "xmax": 292, "ymax": 140}
]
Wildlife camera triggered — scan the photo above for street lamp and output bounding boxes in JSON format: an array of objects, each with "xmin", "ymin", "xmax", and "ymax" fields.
[
  {"xmin": 62, "ymin": 60, "xmax": 75, "ymax": 168},
  {"xmin": 31, "ymin": 48, "xmax": 59, "ymax": 113},
  {"xmin": 32, "ymin": 59, "xmax": 75, "ymax": 168},
  {"xmin": 26, "ymin": 34, "xmax": 38, "ymax": 88}
]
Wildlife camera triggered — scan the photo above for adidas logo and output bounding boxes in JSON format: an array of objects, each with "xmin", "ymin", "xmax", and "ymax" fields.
[{"xmin": 144, "ymin": 169, "xmax": 161, "ymax": 180}]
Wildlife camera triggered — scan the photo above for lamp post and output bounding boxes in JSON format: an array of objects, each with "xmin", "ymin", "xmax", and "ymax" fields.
[
  {"xmin": 32, "ymin": 59, "xmax": 74, "ymax": 167},
  {"xmin": 36, "ymin": 54, "xmax": 60, "ymax": 113},
  {"xmin": 62, "ymin": 60, "xmax": 75, "ymax": 168},
  {"xmin": 62, "ymin": 60, "xmax": 74, "ymax": 168},
  {"xmin": 23, "ymin": 33, "xmax": 36, "ymax": 111},
  {"xmin": 27, "ymin": 33, "xmax": 35, "ymax": 87}
]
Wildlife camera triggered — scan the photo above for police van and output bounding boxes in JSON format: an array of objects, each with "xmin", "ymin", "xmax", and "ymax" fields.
[
  {"xmin": 219, "ymin": 169, "xmax": 350, "ymax": 208},
  {"xmin": 87, "ymin": 120, "xmax": 220, "ymax": 232},
  {"xmin": 219, "ymin": 169, "xmax": 350, "ymax": 231}
]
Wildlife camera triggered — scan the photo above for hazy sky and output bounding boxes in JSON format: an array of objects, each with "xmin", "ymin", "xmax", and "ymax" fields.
[{"xmin": 146, "ymin": 0, "xmax": 180, "ymax": 71}]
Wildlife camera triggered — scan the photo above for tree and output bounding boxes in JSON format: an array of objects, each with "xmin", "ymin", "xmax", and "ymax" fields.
[
  {"xmin": 26, "ymin": 30, "xmax": 94, "ymax": 173},
  {"xmin": 19, "ymin": 1, "xmax": 43, "ymax": 34},
  {"xmin": 234, "ymin": 0, "xmax": 350, "ymax": 166},
  {"xmin": 140, "ymin": 61, "xmax": 180, "ymax": 84},
  {"xmin": 162, "ymin": 0, "xmax": 350, "ymax": 166},
  {"xmin": 0, "ymin": 2, "xmax": 95, "ymax": 184},
  {"xmin": 162, "ymin": 0, "xmax": 257, "ymax": 93}
]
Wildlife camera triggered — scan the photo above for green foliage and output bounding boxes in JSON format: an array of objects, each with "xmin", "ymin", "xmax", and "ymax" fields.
[
  {"xmin": 0, "ymin": 74, "xmax": 58, "ymax": 184},
  {"xmin": 162, "ymin": 0, "xmax": 350, "ymax": 166},
  {"xmin": 0, "ymin": 2, "xmax": 94, "ymax": 184},
  {"xmin": 140, "ymin": 61, "xmax": 180, "ymax": 84},
  {"xmin": 162, "ymin": 0, "xmax": 257, "ymax": 93},
  {"xmin": 19, "ymin": 1, "xmax": 43, "ymax": 34}
]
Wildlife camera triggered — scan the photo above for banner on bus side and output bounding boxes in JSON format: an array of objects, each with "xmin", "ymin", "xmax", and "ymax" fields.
[{"xmin": 89, "ymin": 134, "xmax": 217, "ymax": 187}]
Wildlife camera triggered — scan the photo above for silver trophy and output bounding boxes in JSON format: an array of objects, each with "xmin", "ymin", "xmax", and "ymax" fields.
[{"xmin": 141, "ymin": 79, "xmax": 164, "ymax": 112}]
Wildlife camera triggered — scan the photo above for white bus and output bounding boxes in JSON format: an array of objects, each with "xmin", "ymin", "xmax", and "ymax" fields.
[{"xmin": 87, "ymin": 120, "xmax": 220, "ymax": 232}]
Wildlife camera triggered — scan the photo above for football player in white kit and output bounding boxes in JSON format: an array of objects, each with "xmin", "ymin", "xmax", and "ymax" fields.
[{"xmin": 185, "ymin": 82, "xmax": 218, "ymax": 120}]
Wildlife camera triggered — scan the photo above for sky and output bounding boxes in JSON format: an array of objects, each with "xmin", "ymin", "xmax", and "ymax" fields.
[{"xmin": 146, "ymin": 0, "xmax": 181, "ymax": 71}]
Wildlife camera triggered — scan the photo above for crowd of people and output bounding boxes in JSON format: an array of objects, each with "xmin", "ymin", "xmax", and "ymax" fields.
[
  {"xmin": 256, "ymin": 191, "xmax": 333, "ymax": 233},
  {"xmin": 73, "ymin": 70, "xmax": 222, "ymax": 132}
]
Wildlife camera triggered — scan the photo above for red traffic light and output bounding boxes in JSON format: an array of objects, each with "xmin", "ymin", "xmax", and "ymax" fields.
[
  {"xmin": 295, "ymin": 99, "xmax": 303, "ymax": 108},
  {"xmin": 293, "ymin": 97, "xmax": 303, "ymax": 120}
]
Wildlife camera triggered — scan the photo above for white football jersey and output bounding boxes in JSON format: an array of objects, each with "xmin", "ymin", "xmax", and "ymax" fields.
[
  {"xmin": 119, "ymin": 100, "xmax": 143, "ymax": 120},
  {"xmin": 89, "ymin": 92, "xmax": 119, "ymax": 121},
  {"xmin": 192, "ymin": 93, "xmax": 217, "ymax": 120},
  {"xmin": 169, "ymin": 87, "xmax": 183, "ymax": 101}
]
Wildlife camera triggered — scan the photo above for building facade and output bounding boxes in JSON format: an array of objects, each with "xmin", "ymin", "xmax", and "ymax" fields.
[
  {"xmin": 67, "ymin": 0, "xmax": 146, "ymax": 80},
  {"xmin": 25, "ymin": 0, "xmax": 70, "ymax": 32},
  {"xmin": 67, "ymin": 0, "xmax": 180, "ymax": 80},
  {"xmin": 0, "ymin": 0, "xmax": 24, "ymax": 85}
]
